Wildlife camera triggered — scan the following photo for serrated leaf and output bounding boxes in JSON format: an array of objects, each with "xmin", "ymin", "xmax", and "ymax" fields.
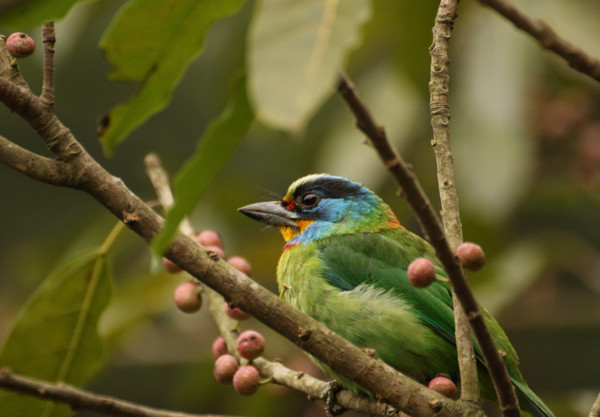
[
  {"xmin": 0, "ymin": 0, "xmax": 85, "ymax": 28},
  {"xmin": 248, "ymin": 0, "xmax": 371, "ymax": 133},
  {"xmin": 98, "ymin": 0, "xmax": 245, "ymax": 154},
  {"xmin": 153, "ymin": 71, "xmax": 253, "ymax": 254},
  {"xmin": 0, "ymin": 249, "xmax": 111, "ymax": 417}
]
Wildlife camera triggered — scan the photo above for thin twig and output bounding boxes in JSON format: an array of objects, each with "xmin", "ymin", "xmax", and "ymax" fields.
[
  {"xmin": 41, "ymin": 21, "xmax": 56, "ymax": 107},
  {"xmin": 479, "ymin": 0, "xmax": 600, "ymax": 82},
  {"xmin": 338, "ymin": 73, "xmax": 521, "ymax": 416},
  {"xmin": 144, "ymin": 153, "xmax": 195, "ymax": 234},
  {"xmin": 0, "ymin": 368, "xmax": 228, "ymax": 417},
  {"xmin": 429, "ymin": 0, "xmax": 481, "ymax": 405},
  {"xmin": 0, "ymin": 134, "xmax": 69, "ymax": 186},
  {"xmin": 144, "ymin": 152, "xmax": 396, "ymax": 417}
]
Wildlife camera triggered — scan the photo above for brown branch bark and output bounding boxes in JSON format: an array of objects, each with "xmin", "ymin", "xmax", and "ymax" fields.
[
  {"xmin": 41, "ymin": 21, "xmax": 56, "ymax": 107},
  {"xmin": 479, "ymin": 0, "xmax": 600, "ymax": 83},
  {"xmin": 337, "ymin": 73, "xmax": 521, "ymax": 416},
  {"xmin": 429, "ymin": 0, "xmax": 480, "ymax": 406},
  {"xmin": 0, "ymin": 368, "xmax": 227, "ymax": 417},
  {"xmin": 0, "ymin": 48, "xmax": 480, "ymax": 417},
  {"xmin": 0, "ymin": 134, "xmax": 70, "ymax": 186}
]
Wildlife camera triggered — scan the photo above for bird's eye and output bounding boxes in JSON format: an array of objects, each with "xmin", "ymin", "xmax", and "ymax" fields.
[{"xmin": 299, "ymin": 192, "xmax": 320, "ymax": 208}]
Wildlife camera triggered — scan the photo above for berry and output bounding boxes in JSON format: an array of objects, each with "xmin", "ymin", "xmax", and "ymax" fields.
[
  {"xmin": 237, "ymin": 330, "xmax": 265, "ymax": 360},
  {"xmin": 6, "ymin": 32, "xmax": 35, "ymax": 59},
  {"xmin": 456, "ymin": 242, "xmax": 486, "ymax": 271},
  {"xmin": 163, "ymin": 257, "xmax": 182, "ymax": 274},
  {"xmin": 233, "ymin": 365, "xmax": 260, "ymax": 396},
  {"xmin": 407, "ymin": 258, "xmax": 437, "ymax": 288},
  {"xmin": 196, "ymin": 230, "xmax": 223, "ymax": 249},
  {"xmin": 428, "ymin": 376, "xmax": 458, "ymax": 398},
  {"xmin": 228, "ymin": 256, "xmax": 252, "ymax": 276},
  {"xmin": 225, "ymin": 302, "xmax": 250, "ymax": 321},
  {"xmin": 213, "ymin": 354, "xmax": 238, "ymax": 384},
  {"xmin": 212, "ymin": 336, "xmax": 228, "ymax": 358},
  {"xmin": 173, "ymin": 281, "xmax": 202, "ymax": 313}
]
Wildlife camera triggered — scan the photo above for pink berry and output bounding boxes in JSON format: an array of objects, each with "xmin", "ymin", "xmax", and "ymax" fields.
[
  {"xmin": 428, "ymin": 376, "xmax": 458, "ymax": 398},
  {"xmin": 456, "ymin": 242, "xmax": 486, "ymax": 271},
  {"xmin": 212, "ymin": 336, "xmax": 228, "ymax": 358},
  {"xmin": 173, "ymin": 281, "xmax": 202, "ymax": 313},
  {"xmin": 163, "ymin": 257, "xmax": 182, "ymax": 274},
  {"xmin": 6, "ymin": 32, "xmax": 35, "ymax": 59},
  {"xmin": 407, "ymin": 258, "xmax": 437, "ymax": 288},
  {"xmin": 196, "ymin": 230, "xmax": 223, "ymax": 249},
  {"xmin": 225, "ymin": 302, "xmax": 250, "ymax": 321},
  {"xmin": 228, "ymin": 256, "xmax": 252, "ymax": 276},
  {"xmin": 213, "ymin": 354, "xmax": 238, "ymax": 384},
  {"xmin": 237, "ymin": 330, "xmax": 265, "ymax": 360},
  {"xmin": 233, "ymin": 365, "xmax": 260, "ymax": 396}
]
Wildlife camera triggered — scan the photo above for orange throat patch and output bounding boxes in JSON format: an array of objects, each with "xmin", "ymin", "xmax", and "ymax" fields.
[{"xmin": 279, "ymin": 220, "xmax": 314, "ymax": 242}]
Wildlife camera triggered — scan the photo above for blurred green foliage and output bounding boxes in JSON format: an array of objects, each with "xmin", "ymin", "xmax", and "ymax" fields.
[{"xmin": 0, "ymin": 0, "xmax": 599, "ymax": 416}]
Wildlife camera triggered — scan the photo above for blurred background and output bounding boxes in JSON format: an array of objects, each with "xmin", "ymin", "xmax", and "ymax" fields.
[{"xmin": 1, "ymin": 0, "xmax": 599, "ymax": 416}]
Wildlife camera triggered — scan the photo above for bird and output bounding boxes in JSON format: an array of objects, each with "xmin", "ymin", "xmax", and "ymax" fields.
[{"xmin": 238, "ymin": 173, "xmax": 554, "ymax": 417}]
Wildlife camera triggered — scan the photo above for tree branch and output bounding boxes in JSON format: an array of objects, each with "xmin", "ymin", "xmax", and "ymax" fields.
[
  {"xmin": 0, "ymin": 368, "xmax": 228, "ymax": 417},
  {"xmin": 337, "ymin": 73, "xmax": 519, "ymax": 416},
  {"xmin": 41, "ymin": 21, "xmax": 56, "ymax": 107},
  {"xmin": 479, "ymin": 0, "xmax": 600, "ymax": 83},
  {"xmin": 0, "ymin": 51, "xmax": 479, "ymax": 417},
  {"xmin": 0, "ymin": 134, "xmax": 70, "ymax": 186},
  {"xmin": 429, "ymin": 0, "xmax": 480, "ymax": 405}
]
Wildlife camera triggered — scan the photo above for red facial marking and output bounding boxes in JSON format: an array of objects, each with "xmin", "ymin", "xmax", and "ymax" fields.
[
  {"xmin": 284, "ymin": 241, "xmax": 299, "ymax": 251},
  {"xmin": 284, "ymin": 199, "xmax": 295, "ymax": 210}
]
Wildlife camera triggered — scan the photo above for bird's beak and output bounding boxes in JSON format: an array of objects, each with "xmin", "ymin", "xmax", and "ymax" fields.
[{"xmin": 238, "ymin": 201, "xmax": 299, "ymax": 229}]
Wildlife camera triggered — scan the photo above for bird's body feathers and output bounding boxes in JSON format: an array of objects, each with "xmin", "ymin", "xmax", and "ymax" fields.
[{"xmin": 239, "ymin": 174, "xmax": 554, "ymax": 417}]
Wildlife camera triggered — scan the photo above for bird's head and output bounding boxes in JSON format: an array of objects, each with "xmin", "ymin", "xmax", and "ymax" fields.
[{"xmin": 239, "ymin": 174, "xmax": 402, "ymax": 246}]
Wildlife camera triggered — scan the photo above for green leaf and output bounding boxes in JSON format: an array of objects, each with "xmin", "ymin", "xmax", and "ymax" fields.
[
  {"xmin": 248, "ymin": 0, "xmax": 371, "ymax": 133},
  {"xmin": 153, "ymin": 71, "xmax": 253, "ymax": 255},
  {"xmin": 0, "ymin": 0, "xmax": 85, "ymax": 28},
  {"xmin": 98, "ymin": 0, "xmax": 245, "ymax": 154},
  {"xmin": 0, "ymin": 249, "xmax": 111, "ymax": 416}
]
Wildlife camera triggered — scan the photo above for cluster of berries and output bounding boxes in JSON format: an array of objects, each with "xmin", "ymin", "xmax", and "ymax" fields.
[
  {"xmin": 163, "ymin": 230, "xmax": 263, "ymax": 396},
  {"xmin": 166, "ymin": 230, "xmax": 252, "ymax": 313},
  {"xmin": 213, "ymin": 330, "xmax": 265, "ymax": 396}
]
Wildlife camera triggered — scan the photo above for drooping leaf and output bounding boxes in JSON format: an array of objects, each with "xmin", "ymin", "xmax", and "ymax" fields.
[
  {"xmin": 98, "ymin": 0, "xmax": 245, "ymax": 154},
  {"xmin": 153, "ymin": 71, "xmax": 253, "ymax": 254},
  {"xmin": 0, "ymin": 0, "xmax": 85, "ymax": 28},
  {"xmin": 248, "ymin": 0, "xmax": 371, "ymax": 133},
  {"xmin": 0, "ymin": 249, "xmax": 111, "ymax": 417}
]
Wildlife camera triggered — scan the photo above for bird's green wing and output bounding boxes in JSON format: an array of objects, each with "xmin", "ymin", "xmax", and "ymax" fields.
[
  {"xmin": 310, "ymin": 230, "xmax": 554, "ymax": 416},
  {"xmin": 316, "ymin": 229, "xmax": 524, "ymax": 381},
  {"xmin": 316, "ymin": 229, "xmax": 457, "ymax": 347}
]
